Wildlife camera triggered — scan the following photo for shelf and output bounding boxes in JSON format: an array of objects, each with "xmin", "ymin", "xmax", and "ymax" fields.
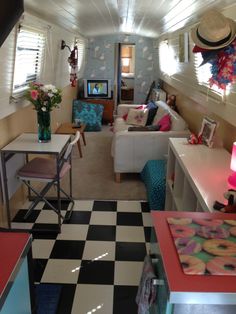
[{"xmin": 165, "ymin": 138, "xmax": 231, "ymax": 212}]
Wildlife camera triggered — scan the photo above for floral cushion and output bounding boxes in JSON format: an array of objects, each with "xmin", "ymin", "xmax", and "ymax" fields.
[
  {"xmin": 126, "ymin": 108, "xmax": 149, "ymax": 126},
  {"xmin": 123, "ymin": 105, "xmax": 145, "ymax": 121},
  {"xmin": 72, "ymin": 100, "xmax": 104, "ymax": 131}
]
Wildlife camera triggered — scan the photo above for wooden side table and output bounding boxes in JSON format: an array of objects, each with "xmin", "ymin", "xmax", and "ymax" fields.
[{"xmin": 56, "ymin": 122, "xmax": 86, "ymax": 157}]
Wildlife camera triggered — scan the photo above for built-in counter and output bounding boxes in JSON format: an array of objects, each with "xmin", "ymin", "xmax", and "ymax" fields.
[
  {"xmin": 0, "ymin": 232, "xmax": 34, "ymax": 313},
  {"xmin": 151, "ymin": 211, "xmax": 236, "ymax": 314}
]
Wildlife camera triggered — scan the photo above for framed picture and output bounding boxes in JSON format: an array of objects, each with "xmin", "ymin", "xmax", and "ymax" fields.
[{"xmin": 198, "ymin": 117, "xmax": 218, "ymax": 148}]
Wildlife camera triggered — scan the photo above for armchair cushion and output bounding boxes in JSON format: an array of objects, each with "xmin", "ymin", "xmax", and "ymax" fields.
[{"xmin": 72, "ymin": 100, "xmax": 104, "ymax": 131}]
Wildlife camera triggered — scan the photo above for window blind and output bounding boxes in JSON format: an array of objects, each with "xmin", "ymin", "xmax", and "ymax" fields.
[{"xmin": 12, "ymin": 25, "xmax": 46, "ymax": 96}]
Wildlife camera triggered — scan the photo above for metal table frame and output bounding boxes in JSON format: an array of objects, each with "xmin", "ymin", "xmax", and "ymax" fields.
[{"xmin": 0, "ymin": 133, "xmax": 71, "ymax": 233}]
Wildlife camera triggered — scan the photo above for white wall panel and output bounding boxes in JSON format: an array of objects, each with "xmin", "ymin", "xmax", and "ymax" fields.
[
  {"xmin": 157, "ymin": 5, "xmax": 236, "ymax": 128},
  {"xmin": 0, "ymin": 12, "xmax": 85, "ymax": 121}
]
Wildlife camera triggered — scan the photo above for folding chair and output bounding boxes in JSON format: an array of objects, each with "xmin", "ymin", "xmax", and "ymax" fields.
[{"xmin": 17, "ymin": 131, "xmax": 80, "ymax": 223}]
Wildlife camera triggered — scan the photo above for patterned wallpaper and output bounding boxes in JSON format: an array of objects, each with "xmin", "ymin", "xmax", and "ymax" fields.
[{"xmin": 83, "ymin": 34, "xmax": 158, "ymax": 103}]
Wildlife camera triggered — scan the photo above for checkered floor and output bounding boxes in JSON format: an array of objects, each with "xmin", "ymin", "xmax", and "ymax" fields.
[{"xmin": 12, "ymin": 200, "xmax": 152, "ymax": 314}]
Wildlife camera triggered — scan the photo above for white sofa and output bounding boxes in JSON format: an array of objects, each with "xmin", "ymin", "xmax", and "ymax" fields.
[{"xmin": 111, "ymin": 101, "xmax": 189, "ymax": 182}]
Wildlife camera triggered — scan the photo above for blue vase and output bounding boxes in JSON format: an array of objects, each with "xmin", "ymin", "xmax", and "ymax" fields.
[{"xmin": 37, "ymin": 111, "xmax": 51, "ymax": 142}]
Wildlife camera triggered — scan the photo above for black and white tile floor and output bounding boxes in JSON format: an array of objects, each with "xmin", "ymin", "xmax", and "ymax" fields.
[{"xmin": 12, "ymin": 200, "xmax": 152, "ymax": 314}]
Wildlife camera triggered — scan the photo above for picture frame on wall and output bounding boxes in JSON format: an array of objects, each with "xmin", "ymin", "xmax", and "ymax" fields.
[{"xmin": 198, "ymin": 117, "xmax": 218, "ymax": 148}]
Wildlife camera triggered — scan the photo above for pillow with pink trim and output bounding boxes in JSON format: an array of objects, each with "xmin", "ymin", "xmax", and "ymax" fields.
[
  {"xmin": 157, "ymin": 113, "xmax": 171, "ymax": 131},
  {"xmin": 123, "ymin": 105, "xmax": 146, "ymax": 121}
]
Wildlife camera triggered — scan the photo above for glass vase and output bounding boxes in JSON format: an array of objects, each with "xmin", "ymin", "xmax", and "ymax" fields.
[{"xmin": 37, "ymin": 110, "xmax": 51, "ymax": 142}]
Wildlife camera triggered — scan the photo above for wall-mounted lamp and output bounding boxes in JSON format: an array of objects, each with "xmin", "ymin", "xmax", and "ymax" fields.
[
  {"xmin": 61, "ymin": 40, "xmax": 71, "ymax": 52},
  {"xmin": 228, "ymin": 142, "xmax": 236, "ymax": 189},
  {"xmin": 61, "ymin": 40, "xmax": 78, "ymax": 87}
]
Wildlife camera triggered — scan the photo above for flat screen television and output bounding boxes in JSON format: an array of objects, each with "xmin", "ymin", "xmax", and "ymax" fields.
[
  {"xmin": 84, "ymin": 79, "xmax": 112, "ymax": 98},
  {"xmin": 0, "ymin": 0, "xmax": 24, "ymax": 47}
]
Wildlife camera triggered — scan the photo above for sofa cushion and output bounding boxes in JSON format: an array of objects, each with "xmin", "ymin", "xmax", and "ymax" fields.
[
  {"xmin": 122, "ymin": 105, "xmax": 145, "ymax": 121},
  {"xmin": 169, "ymin": 108, "xmax": 188, "ymax": 131},
  {"xmin": 126, "ymin": 108, "xmax": 149, "ymax": 126},
  {"xmin": 72, "ymin": 100, "xmax": 104, "ymax": 131},
  {"xmin": 152, "ymin": 106, "xmax": 168, "ymax": 125},
  {"xmin": 157, "ymin": 114, "xmax": 171, "ymax": 131},
  {"xmin": 128, "ymin": 125, "xmax": 160, "ymax": 131},
  {"xmin": 154, "ymin": 101, "xmax": 188, "ymax": 131},
  {"xmin": 146, "ymin": 101, "xmax": 158, "ymax": 125}
]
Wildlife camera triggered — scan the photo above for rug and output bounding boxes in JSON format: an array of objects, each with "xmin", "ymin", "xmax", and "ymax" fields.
[{"xmin": 61, "ymin": 125, "xmax": 147, "ymax": 200}]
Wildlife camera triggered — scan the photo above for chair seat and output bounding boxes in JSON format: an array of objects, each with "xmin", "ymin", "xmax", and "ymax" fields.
[{"xmin": 18, "ymin": 157, "xmax": 71, "ymax": 180}]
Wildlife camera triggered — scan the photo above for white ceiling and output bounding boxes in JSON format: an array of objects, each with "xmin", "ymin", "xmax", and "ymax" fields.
[{"xmin": 24, "ymin": 0, "xmax": 236, "ymax": 38}]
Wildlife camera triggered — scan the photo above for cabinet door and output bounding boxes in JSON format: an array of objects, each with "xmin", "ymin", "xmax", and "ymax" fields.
[{"xmin": 150, "ymin": 228, "xmax": 173, "ymax": 314}]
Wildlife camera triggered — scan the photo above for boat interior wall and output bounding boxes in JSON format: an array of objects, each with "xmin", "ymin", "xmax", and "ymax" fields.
[
  {"xmin": 0, "ymin": 12, "xmax": 80, "ymax": 225},
  {"xmin": 0, "ymin": 12, "xmax": 83, "ymax": 121},
  {"xmin": 83, "ymin": 34, "xmax": 158, "ymax": 104},
  {"xmin": 156, "ymin": 4, "xmax": 236, "ymax": 134},
  {"xmin": 163, "ymin": 82, "xmax": 236, "ymax": 153}
]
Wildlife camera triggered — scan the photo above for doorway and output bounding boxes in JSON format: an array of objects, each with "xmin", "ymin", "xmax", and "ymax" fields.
[{"xmin": 117, "ymin": 43, "xmax": 135, "ymax": 104}]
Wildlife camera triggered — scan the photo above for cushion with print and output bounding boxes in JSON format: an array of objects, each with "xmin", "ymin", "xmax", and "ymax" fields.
[{"xmin": 72, "ymin": 100, "xmax": 104, "ymax": 131}]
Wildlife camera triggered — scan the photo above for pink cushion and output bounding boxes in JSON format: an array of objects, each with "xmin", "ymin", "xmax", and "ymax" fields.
[
  {"xmin": 123, "ymin": 105, "xmax": 146, "ymax": 121},
  {"xmin": 18, "ymin": 157, "xmax": 71, "ymax": 180},
  {"xmin": 157, "ymin": 114, "xmax": 171, "ymax": 131}
]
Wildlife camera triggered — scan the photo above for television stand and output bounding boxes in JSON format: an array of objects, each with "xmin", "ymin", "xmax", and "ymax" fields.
[{"xmin": 80, "ymin": 98, "xmax": 114, "ymax": 124}]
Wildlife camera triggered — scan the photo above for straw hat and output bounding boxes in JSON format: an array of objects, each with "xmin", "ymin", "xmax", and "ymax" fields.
[{"xmin": 191, "ymin": 10, "xmax": 236, "ymax": 50}]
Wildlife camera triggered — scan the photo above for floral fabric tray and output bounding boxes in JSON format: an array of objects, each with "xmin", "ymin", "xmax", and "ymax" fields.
[{"xmin": 167, "ymin": 217, "xmax": 236, "ymax": 276}]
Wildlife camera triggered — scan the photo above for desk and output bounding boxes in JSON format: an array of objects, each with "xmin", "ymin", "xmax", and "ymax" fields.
[
  {"xmin": 56, "ymin": 122, "xmax": 86, "ymax": 158},
  {"xmin": 1, "ymin": 133, "xmax": 71, "ymax": 231},
  {"xmin": 151, "ymin": 211, "xmax": 236, "ymax": 313},
  {"xmin": 0, "ymin": 232, "xmax": 34, "ymax": 313}
]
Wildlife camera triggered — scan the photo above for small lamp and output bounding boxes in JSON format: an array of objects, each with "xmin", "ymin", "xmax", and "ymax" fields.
[{"xmin": 228, "ymin": 142, "xmax": 236, "ymax": 189}]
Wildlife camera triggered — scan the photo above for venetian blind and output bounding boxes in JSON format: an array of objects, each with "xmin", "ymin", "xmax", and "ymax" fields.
[{"xmin": 12, "ymin": 24, "xmax": 46, "ymax": 96}]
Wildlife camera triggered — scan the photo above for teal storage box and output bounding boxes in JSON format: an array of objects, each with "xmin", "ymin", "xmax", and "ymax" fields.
[{"xmin": 141, "ymin": 160, "xmax": 166, "ymax": 210}]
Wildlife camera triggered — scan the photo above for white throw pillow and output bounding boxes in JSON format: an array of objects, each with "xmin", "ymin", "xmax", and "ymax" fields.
[
  {"xmin": 126, "ymin": 108, "xmax": 149, "ymax": 126},
  {"xmin": 152, "ymin": 107, "xmax": 168, "ymax": 125}
]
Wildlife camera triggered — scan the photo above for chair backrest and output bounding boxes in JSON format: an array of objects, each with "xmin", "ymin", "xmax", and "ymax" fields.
[{"xmin": 63, "ymin": 131, "xmax": 80, "ymax": 161}]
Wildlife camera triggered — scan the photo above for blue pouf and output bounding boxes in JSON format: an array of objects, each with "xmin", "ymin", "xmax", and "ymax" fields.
[{"xmin": 141, "ymin": 160, "xmax": 166, "ymax": 211}]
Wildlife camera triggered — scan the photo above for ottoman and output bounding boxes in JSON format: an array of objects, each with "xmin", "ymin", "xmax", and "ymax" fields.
[{"xmin": 141, "ymin": 160, "xmax": 166, "ymax": 210}]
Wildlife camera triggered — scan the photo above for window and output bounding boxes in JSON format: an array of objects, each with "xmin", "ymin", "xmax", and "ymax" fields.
[
  {"xmin": 12, "ymin": 25, "xmax": 45, "ymax": 96},
  {"xmin": 159, "ymin": 40, "xmax": 177, "ymax": 76},
  {"xmin": 76, "ymin": 37, "xmax": 86, "ymax": 72}
]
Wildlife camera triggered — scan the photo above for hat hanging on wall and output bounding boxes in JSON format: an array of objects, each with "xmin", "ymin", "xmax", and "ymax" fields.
[{"xmin": 191, "ymin": 10, "xmax": 236, "ymax": 50}]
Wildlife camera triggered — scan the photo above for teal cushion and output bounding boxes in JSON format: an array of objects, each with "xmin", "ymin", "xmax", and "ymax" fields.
[{"xmin": 72, "ymin": 100, "xmax": 104, "ymax": 131}]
